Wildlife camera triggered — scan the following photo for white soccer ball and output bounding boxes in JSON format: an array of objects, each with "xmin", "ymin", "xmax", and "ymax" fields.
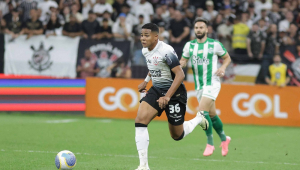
[{"xmin": 55, "ymin": 150, "xmax": 77, "ymax": 170}]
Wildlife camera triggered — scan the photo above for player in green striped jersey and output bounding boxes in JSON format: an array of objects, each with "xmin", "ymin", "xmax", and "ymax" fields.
[{"xmin": 180, "ymin": 18, "xmax": 232, "ymax": 157}]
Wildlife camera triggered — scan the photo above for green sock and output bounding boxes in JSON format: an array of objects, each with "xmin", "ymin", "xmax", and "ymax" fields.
[
  {"xmin": 211, "ymin": 115, "xmax": 227, "ymax": 141},
  {"xmin": 203, "ymin": 111, "xmax": 213, "ymax": 145}
]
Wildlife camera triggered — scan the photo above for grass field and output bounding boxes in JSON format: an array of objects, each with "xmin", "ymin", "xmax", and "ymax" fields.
[{"xmin": 0, "ymin": 113, "xmax": 299, "ymax": 170}]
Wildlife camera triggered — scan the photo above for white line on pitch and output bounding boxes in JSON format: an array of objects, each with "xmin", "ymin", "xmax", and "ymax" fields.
[
  {"xmin": 45, "ymin": 119, "xmax": 78, "ymax": 123},
  {"xmin": 1, "ymin": 149, "xmax": 298, "ymax": 166}
]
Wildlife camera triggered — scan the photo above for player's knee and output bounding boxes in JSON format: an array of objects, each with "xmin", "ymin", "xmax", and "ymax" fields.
[
  {"xmin": 172, "ymin": 132, "xmax": 185, "ymax": 141},
  {"xmin": 135, "ymin": 115, "xmax": 148, "ymax": 125}
]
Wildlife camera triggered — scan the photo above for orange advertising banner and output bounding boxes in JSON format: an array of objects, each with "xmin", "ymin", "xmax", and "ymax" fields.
[{"xmin": 86, "ymin": 77, "xmax": 300, "ymax": 127}]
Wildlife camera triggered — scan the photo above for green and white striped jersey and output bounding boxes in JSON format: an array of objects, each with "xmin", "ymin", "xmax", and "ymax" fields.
[{"xmin": 182, "ymin": 38, "xmax": 227, "ymax": 90}]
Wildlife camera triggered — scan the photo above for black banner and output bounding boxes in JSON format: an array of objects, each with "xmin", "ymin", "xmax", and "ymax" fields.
[
  {"xmin": 0, "ymin": 34, "xmax": 4, "ymax": 73},
  {"xmin": 77, "ymin": 38, "xmax": 131, "ymax": 77}
]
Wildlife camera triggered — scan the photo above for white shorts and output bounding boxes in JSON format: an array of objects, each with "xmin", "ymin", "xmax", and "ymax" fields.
[{"xmin": 196, "ymin": 83, "xmax": 221, "ymax": 102}]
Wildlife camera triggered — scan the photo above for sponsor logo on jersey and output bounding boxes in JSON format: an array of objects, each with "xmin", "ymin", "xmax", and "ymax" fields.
[
  {"xmin": 192, "ymin": 55, "xmax": 209, "ymax": 65},
  {"xmin": 198, "ymin": 50, "xmax": 203, "ymax": 54},
  {"xmin": 153, "ymin": 56, "xmax": 159, "ymax": 66},
  {"xmin": 146, "ymin": 59, "xmax": 151, "ymax": 64},
  {"xmin": 149, "ymin": 70, "xmax": 161, "ymax": 77},
  {"xmin": 208, "ymin": 47, "xmax": 214, "ymax": 54},
  {"xmin": 208, "ymin": 42, "xmax": 214, "ymax": 45}
]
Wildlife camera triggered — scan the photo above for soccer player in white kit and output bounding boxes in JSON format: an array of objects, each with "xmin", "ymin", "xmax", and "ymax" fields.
[
  {"xmin": 180, "ymin": 18, "xmax": 232, "ymax": 157},
  {"xmin": 134, "ymin": 23, "xmax": 209, "ymax": 170}
]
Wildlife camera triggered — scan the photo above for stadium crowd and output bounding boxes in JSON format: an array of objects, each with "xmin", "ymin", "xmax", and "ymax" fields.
[{"xmin": 0, "ymin": 0, "xmax": 299, "ymax": 85}]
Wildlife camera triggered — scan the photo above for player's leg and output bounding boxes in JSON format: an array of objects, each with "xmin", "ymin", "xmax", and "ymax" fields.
[
  {"xmin": 135, "ymin": 101, "xmax": 158, "ymax": 170},
  {"xmin": 198, "ymin": 96, "xmax": 215, "ymax": 156},
  {"xmin": 165, "ymin": 101, "xmax": 208, "ymax": 141},
  {"xmin": 210, "ymin": 102, "xmax": 231, "ymax": 156}
]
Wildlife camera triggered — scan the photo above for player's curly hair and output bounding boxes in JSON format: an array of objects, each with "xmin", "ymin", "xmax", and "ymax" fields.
[{"xmin": 142, "ymin": 23, "xmax": 159, "ymax": 33}]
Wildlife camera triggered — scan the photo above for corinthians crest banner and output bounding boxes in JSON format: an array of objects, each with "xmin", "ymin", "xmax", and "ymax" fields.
[{"xmin": 4, "ymin": 35, "xmax": 80, "ymax": 78}]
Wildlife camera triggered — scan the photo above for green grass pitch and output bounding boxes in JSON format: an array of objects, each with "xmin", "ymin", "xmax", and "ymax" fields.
[{"xmin": 0, "ymin": 113, "xmax": 299, "ymax": 170}]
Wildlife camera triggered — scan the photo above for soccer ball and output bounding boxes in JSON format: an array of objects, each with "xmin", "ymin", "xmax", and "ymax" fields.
[{"xmin": 55, "ymin": 150, "xmax": 77, "ymax": 170}]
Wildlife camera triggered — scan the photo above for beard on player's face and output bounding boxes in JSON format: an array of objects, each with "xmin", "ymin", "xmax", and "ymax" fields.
[{"xmin": 195, "ymin": 31, "xmax": 206, "ymax": 39}]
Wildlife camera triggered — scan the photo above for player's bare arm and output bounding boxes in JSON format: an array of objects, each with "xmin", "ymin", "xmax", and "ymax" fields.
[
  {"xmin": 138, "ymin": 72, "xmax": 151, "ymax": 93},
  {"xmin": 215, "ymin": 52, "xmax": 231, "ymax": 77},
  {"xmin": 180, "ymin": 57, "xmax": 189, "ymax": 68},
  {"xmin": 157, "ymin": 66, "xmax": 185, "ymax": 109}
]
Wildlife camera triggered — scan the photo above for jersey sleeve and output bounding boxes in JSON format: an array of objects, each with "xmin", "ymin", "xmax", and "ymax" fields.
[
  {"xmin": 215, "ymin": 41, "xmax": 227, "ymax": 58},
  {"xmin": 164, "ymin": 46, "xmax": 180, "ymax": 69},
  {"xmin": 182, "ymin": 42, "xmax": 191, "ymax": 59}
]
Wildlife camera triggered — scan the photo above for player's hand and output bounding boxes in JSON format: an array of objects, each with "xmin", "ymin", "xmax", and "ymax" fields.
[
  {"xmin": 215, "ymin": 67, "xmax": 226, "ymax": 77},
  {"xmin": 258, "ymin": 53, "xmax": 263, "ymax": 59},
  {"xmin": 248, "ymin": 52, "xmax": 253, "ymax": 58},
  {"xmin": 138, "ymin": 81, "xmax": 148, "ymax": 93},
  {"xmin": 157, "ymin": 96, "xmax": 170, "ymax": 109}
]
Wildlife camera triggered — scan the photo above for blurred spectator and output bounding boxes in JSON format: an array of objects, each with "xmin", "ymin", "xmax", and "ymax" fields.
[
  {"xmin": 212, "ymin": 14, "xmax": 223, "ymax": 31},
  {"xmin": 0, "ymin": 18, "xmax": 5, "ymax": 33},
  {"xmin": 254, "ymin": 0, "xmax": 271, "ymax": 15},
  {"xmin": 241, "ymin": 11, "xmax": 253, "ymax": 29},
  {"xmin": 112, "ymin": 13, "xmax": 132, "ymax": 40},
  {"xmin": 253, "ymin": 9, "xmax": 270, "ymax": 26},
  {"xmin": 62, "ymin": 14, "xmax": 82, "ymax": 38},
  {"xmin": 43, "ymin": 6, "xmax": 65, "ymax": 27},
  {"xmin": 203, "ymin": 0, "xmax": 218, "ymax": 22},
  {"xmin": 38, "ymin": 0, "xmax": 58, "ymax": 23},
  {"xmin": 278, "ymin": 11, "xmax": 294, "ymax": 33},
  {"xmin": 71, "ymin": 3, "xmax": 83, "ymax": 23},
  {"xmin": 265, "ymin": 54, "xmax": 290, "ymax": 87},
  {"xmin": 45, "ymin": 11, "xmax": 62, "ymax": 37},
  {"xmin": 288, "ymin": 23, "xmax": 297, "ymax": 44},
  {"xmin": 59, "ymin": 0, "xmax": 80, "ymax": 11},
  {"xmin": 261, "ymin": 24, "xmax": 279, "ymax": 78},
  {"xmin": 112, "ymin": 0, "xmax": 125, "ymax": 19},
  {"xmin": 268, "ymin": 3, "xmax": 281, "ymax": 25},
  {"xmin": 217, "ymin": 16, "xmax": 233, "ymax": 52},
  {"xmin": 97, "ymin": 18, "xmax": 112, "ymax": 39},
  {"xmin": 77, "ymin": 49, "xmax": 100, "ymax": 79},
  {"xmin": 152, "ymin": 5, "xmax": 164, "ymax": 25},
  {"xmin": 120, "ymin": 4, "xmax": 136, "ymax": 26},
  {"xmin": 158, "ymin": 22, "xmax": 169, "ymax": 43},
  {"xmin": 232, "ymin": 16, "xmax": 250, "ymax": 55},
  {"xmin": 178, "ymin": 0, "xmax": 195, "ymax": 24},
  {"xmin": 19, "ymin": 0, "xmax": 38, "ymax": 22},
  {"xmin": 81, "ymin": 10, "xmax": 101, "ymax": 39},
  {"xmin": 132, "ymin": 14, "xmax": 144, "ymax": 66},
  {"xmin": 23, "ymin": 9, "xmax": 43, "ymax": 39},
  {"xmin": 168, "ymin": 10, "xmax": 190, "ymax": 59},
  {"xmin": 247, "ymin": 23, "xmax": 266, "ymax": 60},
  {"xmin": 5, "ymin": 8, "xmax": 24, "ymax": 39},
  {"xmin": 0, "ymin": 0, "xmax": 10, "ymax": 17},
  {"xmin": 130, "ymin": 0, "xmax": 154, "ymax": 24},
  {"xmin": 247, "ymin": 3, "xmax": 256, "ymax": 21},
  {"xmin": 62, "ymin": 6, "xmax": 71, "ymax": 22},
  {"xmin": 93, "ymin": 0, "xmax": 113, "ymax": 21},
  {"xmin": 82, "ymin": 0, "xmax": 96, "ymax": 20},
  {"xmin": 160, "ymin": 4, "xmax": 169, "ymax": 21},
  {"xmin": 223, "ymin": 4, "xmax": 234, "ymax": 21},
  {"xmin": 258, "ymin": 18, "xmax": 268, "ymax": 32},
  {"xmin": 168, "ymin": 4, "xmax": 176, "ymax": 20},
  {"xmin": 207, "ymin": 25, "xmax": 217, "ymax": 39},
  {"xmin": 108, "ymin": 59, "xmax": 131, "ymax": 78},
  {"xmin": 2, "ymin": 2, "xmax": 14, "ymax": 24},
  {"xmin": 195, "ymin": 7, "xmax": 203, "ymax": 18},
  {"xmin": 101, "ymin": 10, "xmax": 113, "ymax": 26}
]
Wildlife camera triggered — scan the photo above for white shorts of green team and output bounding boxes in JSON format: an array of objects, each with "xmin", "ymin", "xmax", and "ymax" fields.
[{"xmin": 196, "ymin": 83, "xmax": 221, "ymax": 102}]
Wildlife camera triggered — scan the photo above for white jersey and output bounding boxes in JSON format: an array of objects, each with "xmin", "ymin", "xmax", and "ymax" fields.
[
  {"xmin": 182, "ymin": 38, "xmax": 227, "ymax": 90},
  {"xmin": 142, "ymin": 41, "xmax": 185, "ymax": 92}
]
